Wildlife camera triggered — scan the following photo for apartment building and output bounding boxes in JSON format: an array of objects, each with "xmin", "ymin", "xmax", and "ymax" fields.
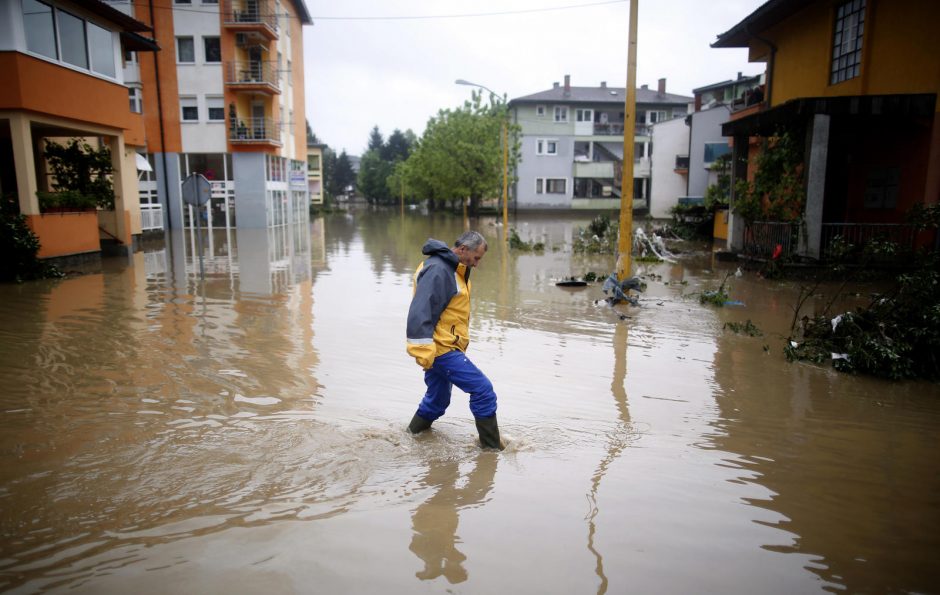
[
  {"xmin": 508, "ymin": 75, "xmax": 691, "ymax": 210},
  {"xmin": 1, "ymin": 0, "xmax": 158, "ymax": 260},
  {"xmin": 112, "ymin": 0, "xmax": 312, "ymax": 230},
  {"xmin": 306, "ymin": 140, "xmax": 324, "ymax": 205}
]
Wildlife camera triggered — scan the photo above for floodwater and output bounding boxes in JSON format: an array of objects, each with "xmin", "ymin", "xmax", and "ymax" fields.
[{"xmin": 1, "ymin": 209, "xmax": 938, "ymax": 594}]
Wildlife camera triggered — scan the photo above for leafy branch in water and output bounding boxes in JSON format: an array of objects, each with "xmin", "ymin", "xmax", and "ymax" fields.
[
  {"xmin": 700, "ymin": 272, "xmax": 733, "ymax": 307},
  {"xmin": 573, "ymin": 214, "xmax": 618, "ymax": 254},
  {"xmin": 724, "ymin": 319, "xmax": 763, "ymax": 336},
  {"xmin": 509, "ymin": 228, "xmax": 544, "ymax": 251}
]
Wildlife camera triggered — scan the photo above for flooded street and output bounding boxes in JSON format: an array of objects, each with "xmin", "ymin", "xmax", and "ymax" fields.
[{"xmin": 1, "ymin": 209, "xmax": 938, "ymax": 594}]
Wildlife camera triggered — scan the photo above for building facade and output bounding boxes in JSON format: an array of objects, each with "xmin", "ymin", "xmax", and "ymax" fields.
[
  {"xmin": 713, "ymin": 0, "xmax": 940, "ymax": 258},
  {"xmin": 508, "ymin": 75, "xmax": 692, "ymax": 210},
  {"xmin": 113, "ymin": 0, "xmax": 312, "ymax": 231},
  {"xmin": 0, "ymin": 0, "xmax": 159, "ymax": 260},
  {"xmin": 306, "ymin": 141, "xmax": 324, "ymax": 205}
]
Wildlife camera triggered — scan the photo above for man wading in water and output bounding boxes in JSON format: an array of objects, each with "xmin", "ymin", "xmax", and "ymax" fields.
[{"xmin": 406, "ymin": 231, "xmax": 502, "ymax": 449}]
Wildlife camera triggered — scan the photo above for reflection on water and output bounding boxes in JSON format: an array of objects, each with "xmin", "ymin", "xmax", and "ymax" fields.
[{"xmin": 0, "ymin": 208, "xmax": 938, "ymax": 593}]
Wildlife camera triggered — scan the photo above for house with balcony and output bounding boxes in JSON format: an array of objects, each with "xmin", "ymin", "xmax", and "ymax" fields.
[
  {"xmin": 306, "ymin": 141, "xmax": 325, "ymax": 205},
  {"xmin": 0, "ymin": 0, "xmax": 159, "ymax": 262},
  {"xmin": 508, "ymin": 75, "xmax": 692, "ymax": 210},
  {"xmin": 713, "ymin": 0, "xmax": 939, "ymax": 259},
  {"xmin": 109, "ymin": 0, "xmax": 312, "ymax": 231}
]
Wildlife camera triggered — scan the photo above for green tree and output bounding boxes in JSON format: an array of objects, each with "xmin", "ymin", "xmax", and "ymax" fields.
[
  {"xmin": 733, "ymin": 130, "xmax": 805, "ymax": 223},
  {"xmin": 367, "ymin": 126, "xmax": 384, "ymax": 153},
  {"xmin": 384, "ymin": 128, "xmax": 413, "ymax": 162},
  {"xmin": 703, "ymin": 153, "xmax": 731, "ymax": 211},
  {"xmin": 402, "ymin": 91, "xmax": 519, "ymax": 213},
  {"xmin": 358, "ymin": 149, "xmax": 393, "ymax": 203},
  {"xmin": 331, "ymin": 150, "xmax": 356, "ymax": 197},
  {"xmin": 42, "ymin": 138, "xmax": 115, "ymax": 209}
]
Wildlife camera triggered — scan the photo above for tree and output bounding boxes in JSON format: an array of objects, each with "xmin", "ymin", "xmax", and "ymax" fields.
[
  {"xmin": 367, "ymin": 126, "xmax": 384, "ymax": 153},
  {"xmin": 42, "ymin": 138, "xmax": 115, "ymax": 209},
  {"xmin": 384, "ymin": 128, "xmax": 412, "ymax": 162},
  {"xmin": 305, "ymin": 120, "xmax": 320, "ymax": 145},
  {"xmin": 358, "ymin": 149, "xmax": 393, "ymax": 202},
  {"xmin": 401, "ymin": 91, "xmax": 519, "ymax": 213},
  {"xmin": 331, "ymin": 150, "xmax": 356, "ymax": 197}
]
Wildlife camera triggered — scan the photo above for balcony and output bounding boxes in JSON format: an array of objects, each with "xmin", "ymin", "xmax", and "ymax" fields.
[
  {"xmin": 573, "ymin": 161, "xmax": 615, "ymax": 178},
  {"xmin": 225, "ymin": 61, "xmax": 281, "ymax": 95},
  {"xmin": 222, "ymin": 0, "xmax": 278, "ymax": 39},
  {"xmin": 230, "ymin": 117, "xmax": 282, "ymax": 147},
  {"xmin": 591, "ymin": 123, "xmax": 653, "ymax": 137},
  {"xmin": 675, "ymin": 155, "xmax": 689, "ymax": 172}
]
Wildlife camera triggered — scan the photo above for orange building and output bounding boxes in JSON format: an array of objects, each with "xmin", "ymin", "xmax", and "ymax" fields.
[
  {"xmin": 713, "ymin": 0, "xmax": 939, "ymax": 258},
  {"xmin": 0, "ymin": 0, "xmax": 159, "ymax": 260},
  {"xmin": 125, "ymin": 0, "xmax": 313, "ymax": 231}
]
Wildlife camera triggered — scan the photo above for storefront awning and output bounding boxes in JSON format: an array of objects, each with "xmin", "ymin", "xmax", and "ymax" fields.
[{"xmin": 135, "ymin": 153, "xmax": 153, "ymax": 172}]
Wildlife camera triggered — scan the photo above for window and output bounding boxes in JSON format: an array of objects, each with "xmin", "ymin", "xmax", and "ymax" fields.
[
  {"xmin": 174, "ymin": 0, "xmax": 191, "ymax": 4},
  {"xmin": 536, "ymin": 178, "xmax": 567, "ymax": 194},
  {"xmin": 536, "ymin": 105, "xmax": 546, "ymax": 117},
  {"xmin": 59, "ymin": 9, "xmax": 88, "ymax": 69},
  {"xmin": 553, "ymin": 106, "xmax": 568, "ymax": 123},
  {"xmin": 831, "ymin": 0, "xmax": 865, "ymax": 84},
  {"xmin": 87, "ymin": 22, "xmax": 115, "ymax": 77},
  {"xmin": 308, "ymin": 155, "xmax": 320, "ymax": 171},
  {"xmin": 203, "ymin": 36, "xmax": 220, "ymax": 63},
  {"xmin": 176, "ymin": 36, "xmax": 194, "ymax": 63},
  {"xmin": 180, "ymin": 96, "xmax": 198, "ymax": 121},
  {"xmin": 129, "ymin": 86, "xmax": 142, "ymax": 113},
  {"xmin": 23, "ymin": 0, "xmax": 57, "ymax": 59},
  {"xmin": 287, "ymin": 60, "xmax": 292, "ymax": 85},
  {"xmin": 648, "ymin": 110, "xmax": 667, "ymax": 124},
  {"xmin": 576, "ymin": 109, "xmax": 593, "ymax": 122},
  {"xmin": 536, "ymin": 139, "xmax": 558, "ymax": 156},
  {"xmin": 202, "ymin": 0, "xmax": 218, "ymax": 4},
  {"xmin": 634, "ymin": 142, "xmax": 645, "ymax": 160},
  {"xmin": 863, "ymin": 167, "xmax": 899, "ymax": 209},
  {"xmin": 703, "ymin": 142, "xmax": 731, "ymax": 164},
  {"xmin": 207, "ymin": 96, "xmax": 225, "ymax": 121}
]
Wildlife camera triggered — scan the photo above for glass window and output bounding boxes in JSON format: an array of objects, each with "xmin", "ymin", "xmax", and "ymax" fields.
[
  {"xmin": 576, "ymin": 109, "xmax": 592, "ymax": 122},
  {"xmin": 58, "ymin": 9, "xmax": 88, "ymax": 69},
  {"xmin": 129, "ymin": 86, "xmax": 142, "ymax": 113},
  {"xmin": 535, "ymin": 178, "xmax": 544, "ymax": 194},
  {"xmin": 206, "ymin": 96, "xmax": 225, "ymax": 121},
  {"xmin": 176, "ymin": 36, "xmax": 194, "ymax": 63},
  {"xmin": 180, "ymin": 96, "xmax": 198, "ymax": 121},
  {"xmin": 308, "ymin": 155, "xmax": 320, "ymax": 171},
  {"xmin": 704, "ymin": 142, "xmax": 731, "ymax": 164},
  {"xmin": 87, "ymin": 21, "xmax": 115, "ymax": 78},
  {"xmin": 23, "ymin": 0, "xmax": 57, "ymax": 59},
  {"xmin": 831, "ymin": 0, "xmax": 865, "ymax": 84},
  {"xmin": 174, "ymin": 0, "xmax": 191, "ymax": 4},
  {"xmin": 553, "ymin": 106, "xmax": 568, "ymax": 123},
  {"xmin": 546, "ymin": 179, "xmax": 566, "ymax": 194},
  {"xmin": 536, "ymin": 105, "xmax": 545, "ymax": 117},
  {"xmin": 203, "ymin": 36, "xmax": 220, "ymax": 62},
  {"xmin": 202, "ymin": 0, "xmax": 218, "ymax": 4}
]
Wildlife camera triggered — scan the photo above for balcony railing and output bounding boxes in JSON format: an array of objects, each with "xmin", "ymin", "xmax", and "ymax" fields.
[
  {"xmin": 225, "ymin": 61, "xmax": 281, "ymax": 93},
  {"xmin": 592, "ymin": 123, "xmax": 653, "ymax": 137},
  {"xmin": 230, "ymin": 117, "xmax": 282, "ymax": 145},
  {"xmin": 222, "ymin": 0, "xmax": 278, "ymax": 37},
  {"xmin": 675, "ymin": 155, "xmax": 690, "ymax": 170}
]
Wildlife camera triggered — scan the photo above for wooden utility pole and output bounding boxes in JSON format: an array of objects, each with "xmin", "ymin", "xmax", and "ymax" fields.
[{"xmin": 616, "ymin": 0, "xmax": 639, "ymax": 281}]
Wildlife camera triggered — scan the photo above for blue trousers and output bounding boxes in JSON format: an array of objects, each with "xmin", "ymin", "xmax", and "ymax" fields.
[{"xmin": 416, "ymin": 350, "xmax": 497, "ymax": 421}]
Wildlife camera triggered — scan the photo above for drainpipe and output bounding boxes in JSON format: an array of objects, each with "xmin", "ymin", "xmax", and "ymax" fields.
[
  {"xmin": 745, "ymin": 24, "xmax": 775, "ymax": 107},
  {"xmin": 149, "ymin": 0, "xmax": 173, "ymax": 229}
]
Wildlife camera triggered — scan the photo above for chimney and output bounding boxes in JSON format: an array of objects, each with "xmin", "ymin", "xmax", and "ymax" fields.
[
  {"xmin": 563, "ymin": 74, "xmax": 571, "ymax": 96},
  {"xmin": 641, "ymin": 84, "xmax": 649, "ymax": 90},
  {"xmin": 600, "ymin": 81, "xmax": 607, "ymax": 88},
  {"xmin": 553, "ymin": 82, "xmax": 559, "ymax": 89},
  {"xmin": 658, "ymin": 78, "xmax": 666, "ymax": 94},
  {"xmin": 737, "ymin": 71, "xmax": 743, "ymax": 80}
]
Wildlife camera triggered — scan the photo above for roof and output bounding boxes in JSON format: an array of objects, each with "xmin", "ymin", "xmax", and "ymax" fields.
[
  {"xmin": 712, "ymin": 0, "xmax": 815, "ymax": 48},
  {"xmin": 693, "ymin": 74, "xmax": 762, "ymax": 95},
  {"xmin": 288, "ymin": 0, "xmax": 312, "ymax": 25},
  {"xmin": 510, "ymin": 85, "xmax": 692, "ymax": 107},
  {"xmin": 72, "ymin": 0, "xmax": 153, "ymax": 32}
]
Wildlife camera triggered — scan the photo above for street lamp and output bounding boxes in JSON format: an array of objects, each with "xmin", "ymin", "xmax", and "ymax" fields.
[{"xmin": 455, "ymin": 79, "xmax": 510, "ymax": 235}]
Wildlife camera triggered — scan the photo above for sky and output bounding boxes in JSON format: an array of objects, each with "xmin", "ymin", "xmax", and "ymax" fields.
[{"xmin": 301, "ymin": 0, "xmax": 769, "ymax": 156}]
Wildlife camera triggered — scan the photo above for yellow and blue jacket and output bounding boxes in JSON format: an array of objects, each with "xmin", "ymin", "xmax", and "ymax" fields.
[{"xmin": 406, "ymin": 238, "xmax": 472, "ymax": 369}]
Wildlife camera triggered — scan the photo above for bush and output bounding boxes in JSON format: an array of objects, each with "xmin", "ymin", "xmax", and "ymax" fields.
[
  {"xmin": 0, "ymin": 195, "xmax": 62, "ymax": 282},
  {"xmin": 37, "ymin": 190, "xmax": 98, "ymax": 212}
]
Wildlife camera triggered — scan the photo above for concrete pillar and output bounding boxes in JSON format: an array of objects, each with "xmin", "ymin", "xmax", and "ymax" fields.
[
  {"xmin": 726, "ymin": 133, "xmax": 748, "ymax": 251},
  {"xmin": 800, "ymin": 114, "xmax": 830, "ymax": 259},
  {"xmin": 9, "ymin": 113, "xmax": 38, "ymax": 215},
  {"xmin": 107, "ymin": 134, "xmax": 132, "ymax": 249}
]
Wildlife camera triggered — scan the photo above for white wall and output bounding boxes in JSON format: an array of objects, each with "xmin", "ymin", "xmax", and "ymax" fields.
[
  {"xmin": 174, "ymin": 2, "xmax": 225, "ymax": 153},
  {"xmin": 649, "ymin": 116, "xmax": 689, "ymax": 219}
]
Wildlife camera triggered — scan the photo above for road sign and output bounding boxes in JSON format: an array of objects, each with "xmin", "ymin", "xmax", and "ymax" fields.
[{"xmin": 182, "ymin": 173, "xmax": 212, "ymax": 207}]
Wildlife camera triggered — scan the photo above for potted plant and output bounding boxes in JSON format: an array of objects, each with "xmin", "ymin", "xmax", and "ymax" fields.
[{"xmin": 37, "ymin": 189, "xmax": 98, "ymax": 213}]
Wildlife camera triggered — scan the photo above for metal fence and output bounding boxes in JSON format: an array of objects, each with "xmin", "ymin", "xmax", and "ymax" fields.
[
  {"xmin": 743, "ymin": 221, "xmax": 924, "ymax": 262},
  {"xmin": 743, "ymin": 221, "xmax": 798, "ymax": 259}
]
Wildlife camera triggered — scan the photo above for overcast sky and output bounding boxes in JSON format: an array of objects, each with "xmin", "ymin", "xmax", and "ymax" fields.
[{"xmin": 301, "ymin": 0, "xmax": 768, "ymax": 155}]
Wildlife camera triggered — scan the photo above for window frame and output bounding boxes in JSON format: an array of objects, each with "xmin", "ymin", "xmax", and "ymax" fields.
[
  {"xmin": 830, "ymin": 0, "xmax": 866, "ymax": 85},
  {"xmin": 176, "ymin": 36, "xmax": 195, "ymax": 63},
  {"xmin": 575, "ymin": 108, "xmax": 593, "ymax": 123},
  {"xmin": 536, "ymin": 177, "xmax": 567, "ymax": 195},
  {"xmin": 128, "ymin": 85, "xmax": 143, "ymax": 114},
  {"xmin": 536, "ymin": 105, "xmax": 546, "ymax": 117},
  {"xmin": 206, "ymin": 96, "xmax": 225, "ymax": 121},
  {"xmin": 553, "ymin": 106, "xmax": 568, "ymax": 123},
  {"xmin": 535, "ymin": 138, "xmax": 559, "ymax": 156},
  {"xmin": 203, "ymin": 35, "xmax": 221, "ymax": 63},
  {"xmin": 180, "ymin": 96, "xmax": 199, "ymax": 122}
]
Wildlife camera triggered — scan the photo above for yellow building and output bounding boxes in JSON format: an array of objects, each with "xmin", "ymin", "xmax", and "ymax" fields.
[
  {"xmin": 307, "ymin": 142, "xmax": 325, "ymax": 205},
  {"xmin": 713, "ymin": 0, "xmax": 939, "ymax": 258}
]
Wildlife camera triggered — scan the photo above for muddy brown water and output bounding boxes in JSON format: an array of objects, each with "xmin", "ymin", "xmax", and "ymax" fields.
[{"xmin": 1, "ymin": 210, "xmax": 938, "ymax": 594}]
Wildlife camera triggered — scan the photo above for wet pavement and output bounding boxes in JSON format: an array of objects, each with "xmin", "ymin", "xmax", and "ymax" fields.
[{"xmin": 0, "ymin": 208, "xmax": 938, "ymax": 593}]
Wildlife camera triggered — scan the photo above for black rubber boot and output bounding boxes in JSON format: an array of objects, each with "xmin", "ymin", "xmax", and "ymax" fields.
[
  {"xmin": 474, "ymin": 415, "xmax": 503, "ymax": 450},
  {"xmin": 408, "ymin": 413, "xmax": 433, "ymax": 434}
]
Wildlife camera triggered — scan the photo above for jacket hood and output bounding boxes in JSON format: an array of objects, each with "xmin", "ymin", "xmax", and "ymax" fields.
[{"xmin": 422, "ymin": 238, "xmax": 458, "ymax": 267}]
